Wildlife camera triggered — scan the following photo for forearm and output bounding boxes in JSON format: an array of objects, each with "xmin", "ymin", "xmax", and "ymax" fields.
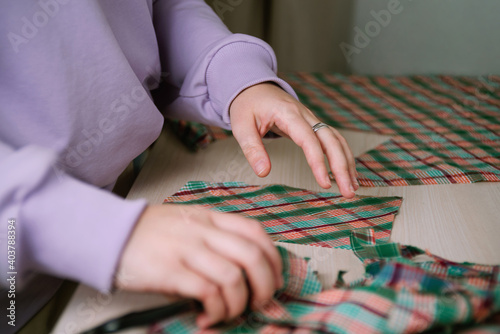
[{"xmin": 0, "ymin": 143, "xmax": 146, "ymax": 292}]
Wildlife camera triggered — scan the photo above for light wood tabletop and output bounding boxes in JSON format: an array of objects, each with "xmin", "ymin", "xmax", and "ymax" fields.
[{"xmin": 52, "ymin": 128, "xmax": 500, "ymax": 334}]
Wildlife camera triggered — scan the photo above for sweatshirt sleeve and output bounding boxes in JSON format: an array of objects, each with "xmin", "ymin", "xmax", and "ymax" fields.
[
  {"xmin": 0, "ymin": 142, "xmax": 147, "ymax": 292},
  {"xmin": 153, "ymin": 0, "xmax": 298, "ymax": 129}
]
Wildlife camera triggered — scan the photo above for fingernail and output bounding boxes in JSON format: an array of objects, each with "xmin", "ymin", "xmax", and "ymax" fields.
[
  {"xmin": 197, "ymin": 315, "xmax": 210, "ymax": 329},
  {"xmin": 255, "ymin": 160, "xmax": 266, "ymax": 176},
  {"xmin": 353, "ymin": 178, "xmax": 359, "ymax": 190},
  {"xmin": 324, "ymin": 175, "xmax": 331, "ymax": 186},
  {"xmin": 349, "ymin": 183, "xmax": 355, "ymax": 194}
]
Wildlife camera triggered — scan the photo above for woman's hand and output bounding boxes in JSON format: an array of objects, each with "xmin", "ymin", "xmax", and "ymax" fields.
[
  {"xmin": 230, "ymin": 83, "xmax": 358, "ymax": 198},
  {"xmin": 115, "ymin": 204, "xmax": 282, "ymax": 329}
]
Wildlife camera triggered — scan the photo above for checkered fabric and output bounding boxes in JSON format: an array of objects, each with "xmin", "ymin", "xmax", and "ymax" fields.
[
  {"xmin": 167, "ymin": 119, "xmax": 231, "ymax": 152},
  {"xmin": 163, "ymin": 181, "xmax": 402, "ymax": 249},
  {"xmin": 167, "ymin": 74, "xmax": 500, "ymax": 186},
  {"xmin": 284, "ymin": 73, "xmax": 500, "ymax": 187},
  {"xmin": 150, "ymin": 228, "xmax": 500, "ymax": 334}
]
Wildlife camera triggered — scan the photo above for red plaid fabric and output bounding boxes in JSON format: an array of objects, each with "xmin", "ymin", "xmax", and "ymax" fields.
[
  {"xmin": 163, "ymin": 181, "xmax": 402, "ymax": 249},
  {"xmin": 151, "ymin": 228, "xmax": 500, "ymax": 334},
  {"xmin": 283, "ymin": 73, "xmax": 500, "ymax": 187}
]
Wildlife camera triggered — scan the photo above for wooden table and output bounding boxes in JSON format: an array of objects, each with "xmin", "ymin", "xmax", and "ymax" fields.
[{"xmin": 53, "ymin": 129, "xmax": 500, "ymax": 334}]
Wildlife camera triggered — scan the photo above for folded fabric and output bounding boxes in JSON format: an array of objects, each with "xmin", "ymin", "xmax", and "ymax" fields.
[
  {"xmin": 151, "ymin": 228, "xmax": 500, "ymax": 334},
  {"xmin": 163, "ymin": 181, "xmax": 402, "ymax": 249},
  {"xmin": 167, "ymin": 74, "xmax": 500, "ymax": 187},
  {"xmin": 166, "ymin": 120, "xmax": 231, "ymax": 152}
]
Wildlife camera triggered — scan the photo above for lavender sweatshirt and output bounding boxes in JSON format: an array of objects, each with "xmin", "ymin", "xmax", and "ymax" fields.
[{"xmin": 0, "ymin": 0, "xmax": 297, "ymax": 298}]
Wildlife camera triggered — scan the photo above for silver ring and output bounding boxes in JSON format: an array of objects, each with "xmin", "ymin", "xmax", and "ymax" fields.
[{"xmin": 312, "ymin": 122, "xmax": 329, "ymax": 133}]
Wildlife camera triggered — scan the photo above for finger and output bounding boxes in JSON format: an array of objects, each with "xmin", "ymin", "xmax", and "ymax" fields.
[
  {"xmin": 330, "ymin": 128, "xmax": 359, "ymax": 190},
  {"xmin": 297, "ymin": 113, "xmax": 355, "ymax": 193},
  {"xmin": 211, "ymin": 212, "xmax": 283, "ymax": 289},
  {"xmin": 276, "ymin": 114, "xmax": 332, "ymax": 189},
  {"xmin": 231, "ymin": 115, "xmax": 271, "ymax": 177},
  {"xmin": 165, "ymin": 264, "xmax": 226, "ymax": 329},
  {"xmin": 184, "ymin": 245, "xmax": 249, "ymax": 320},
  {"xmin": 203, "ymin": 226, "xmax": 277, "ymax": 307},
  {"xmin": 315, "ymin": 127, "xmax": 355, "ymax": 198}
]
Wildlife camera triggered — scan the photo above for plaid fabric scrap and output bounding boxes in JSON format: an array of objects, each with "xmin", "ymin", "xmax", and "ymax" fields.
[
  {"xmin": 167, "ymin": 74, "xmax": 500, "ymax": 187},
  {"xmin": 166, "ymin": 119, "xmax": 231, "ymax": 152},
  {"xmin": 163, "ymin": 181, "xmax": 403, "ymax": 249},
  {"xmin": 151, "ymin": 228, "xmax": 500, "ymax": 334}
]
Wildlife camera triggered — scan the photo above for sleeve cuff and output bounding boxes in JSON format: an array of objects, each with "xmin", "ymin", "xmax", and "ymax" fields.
[{"xmin": 205, "ymin": 36, "xmax": 299, "ymax": 127}]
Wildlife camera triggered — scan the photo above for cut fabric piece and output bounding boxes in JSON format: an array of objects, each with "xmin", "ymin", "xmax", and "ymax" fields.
[
  {"xmin": 151, "ymin": 228, "xmax": 500, "ymax": 334},
  {"xmin": 163, "ymin": 181, "xmax": 402, "ymax": 249},
  {"xmin": 167, "ymin": 74, "xmax": 500, "ymax": 187},
  {"xmin": 355, "ymin": 136, "xmax": 500, "ymax": 186}
]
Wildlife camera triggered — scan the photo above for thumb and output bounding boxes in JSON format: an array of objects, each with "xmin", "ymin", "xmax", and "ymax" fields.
[{"xmin": 232, "ymin": 118, "xmax": 271, "ymax": 177}]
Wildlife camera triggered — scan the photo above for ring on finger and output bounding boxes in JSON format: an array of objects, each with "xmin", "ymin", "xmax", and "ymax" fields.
[{"xmin": 312, "ymin": 122, "xmax": 330, "ymax": 133}]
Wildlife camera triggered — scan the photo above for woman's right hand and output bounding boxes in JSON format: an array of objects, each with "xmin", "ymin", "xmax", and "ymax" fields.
[{"xmin": 115, "ymin": 204, "xmax": 283, "ymax": 329}]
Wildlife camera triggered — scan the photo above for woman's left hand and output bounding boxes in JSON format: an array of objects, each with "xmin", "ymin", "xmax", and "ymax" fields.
[{"xmin": 230, "ymin": 82, "xmax": 358, "ymax": 198}]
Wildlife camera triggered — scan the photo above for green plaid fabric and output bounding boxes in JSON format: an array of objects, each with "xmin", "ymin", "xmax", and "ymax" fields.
[
  {"xmin": 167, "ymin": 74, "xmax": 500, "ymax": 187},
  {"xmin": 151, "ymin": 228, "xmax": 500, "ymax": 334},
  {"xmin": 163, "ymin": 181, "xmax": 402, "ymax": 249},
  {"xmin": 167, "ymin": 119, "xmax": 231, "ymax": 152},
  {"xmin": 283, "ymin": 73, "xmax": 500, "ymax": 187}
]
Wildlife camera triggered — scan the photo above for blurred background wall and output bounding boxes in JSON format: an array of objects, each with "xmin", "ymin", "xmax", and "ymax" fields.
[{"xmin": 206, "ymin": 0, "xmax": 500, "ymax": 75}]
